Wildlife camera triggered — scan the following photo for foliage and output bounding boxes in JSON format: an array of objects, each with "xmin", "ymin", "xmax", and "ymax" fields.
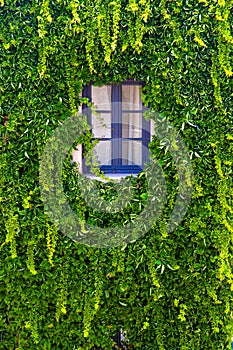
[{"xmin": 1, "ymin": 0, "xmax": 233, "ymax": 349}]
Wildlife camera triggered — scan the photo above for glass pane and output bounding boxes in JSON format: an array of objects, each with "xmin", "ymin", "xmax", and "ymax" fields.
[
  {"xmin": 94, "ymin": 140, "xmax": 112, "ymax": 165},
  {"xmin": 122, "ymin": 140, "xmax": 142, "ymax": 165},
  {"xmin": 92, "ymin": 85, "xmax": 111, "ymax": 110},
  {"xmin": 122, "ymin": 85, "xmax": 142, "ymax": 110},
  {"xmin": 122, "ymin": 112, "xmax": 142, "ymax": 138},
  {"xmin": 92, "ymin": 112, "xmax": 111, "ymax": 138}
]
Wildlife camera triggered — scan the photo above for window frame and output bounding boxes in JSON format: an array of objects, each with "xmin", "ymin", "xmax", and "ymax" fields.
[{"xmin": 82, "ymin": 80, "xmax": 151, "ymax": 175}]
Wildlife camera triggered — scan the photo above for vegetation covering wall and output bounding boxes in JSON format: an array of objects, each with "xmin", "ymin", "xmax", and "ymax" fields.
[{"xmin": 1, "ymin": 0, "xmax": 233, "ymax": 349}]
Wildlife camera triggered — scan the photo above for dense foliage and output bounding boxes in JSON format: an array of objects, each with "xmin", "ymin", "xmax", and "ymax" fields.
[{"xmin": 1, "ymin": 0, "xmax": 233, "ymax": 349}]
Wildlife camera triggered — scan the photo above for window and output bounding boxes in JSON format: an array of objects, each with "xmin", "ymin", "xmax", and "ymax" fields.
[{"xmin": 73, "ymin": 80, "xmax": 154, "ymax": 178}]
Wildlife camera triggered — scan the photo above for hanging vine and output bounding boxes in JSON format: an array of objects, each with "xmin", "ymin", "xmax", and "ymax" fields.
[
  {"xmin": 3, "ymin": 211, "xmax": 20, "ymax": 259},
  {"xmin": 210, "ymin": 0, "xmax": 233, "ymax": 106},
  {"xmin": 124, "ymin": 0, "xmax": 151, "ymax": 53},
  {"xmin": 46, "ymin": 223, "xmax": 58, "ymax": 266},
  {"xmin": 212, "ymin": 143, "xmax": 233, "ymax": 289},
  {"xmin": 1, "ymin": 1, "xmax": 233, "ymax": 348},
  {"xmin": 37, "ymin": 0, "xmax": 53, "ymax": 78}
]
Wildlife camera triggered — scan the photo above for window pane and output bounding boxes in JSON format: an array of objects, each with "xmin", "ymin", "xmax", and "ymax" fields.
[
  {"xmin": 92, "ymin": 112, "xmax": 111, "ymax": 138},
  {"xmin": 94, "ymin": 140, "xmax": 112, "ymax": 165},
  {"xmin": 92, "ymin": 85, "xmax": 111, "ymax": 110},
  {"xmin": 122, "ymin": 85, "xmax": 142, "ymax": 110},
  {"xmin": 122, "ymin": 140, "xmax": 142, "ymax": 165},
  {"xmin": 122, "ymin": 112, "xmax": 142, "ymax": 138}
]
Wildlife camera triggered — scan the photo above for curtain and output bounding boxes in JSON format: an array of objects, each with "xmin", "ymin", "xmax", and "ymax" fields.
[{"xmin": 122, "ymin": 85, "xmax": 142, "ymax": 166}]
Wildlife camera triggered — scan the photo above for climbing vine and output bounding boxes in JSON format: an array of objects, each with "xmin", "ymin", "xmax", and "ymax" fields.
[{"xmin": 1, "ymin": 0, "xmax": 233, "ymax": 349}]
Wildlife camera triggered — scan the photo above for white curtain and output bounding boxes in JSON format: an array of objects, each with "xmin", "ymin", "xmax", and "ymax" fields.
[
  {"xmin": 90, "ymin": 84, "xmax": 144, "ymax": 167},
  {"xmin": 122, "ymin": 85, "xmax": 142, "ymax": 166},
  {"xmin": 92, "ymin": 85, "xmax": 111, "ymax": 110},
  {"xmin": 91, "ymin": 86, "xmax": 112, "ymax": 166},
  {"xmin": 122, "ymin": 113, "xmax": 142, "ymax": 165}
]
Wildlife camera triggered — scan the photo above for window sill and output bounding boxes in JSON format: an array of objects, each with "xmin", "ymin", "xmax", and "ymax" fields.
[{"xmin": 84, "ymin": 173, "xmax": 138, "ymax": 182}]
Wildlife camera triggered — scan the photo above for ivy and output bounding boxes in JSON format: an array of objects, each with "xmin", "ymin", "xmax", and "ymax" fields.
[{"xmin": 1, "ymin": 1, "xmax": 233, "ymax": 349}]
